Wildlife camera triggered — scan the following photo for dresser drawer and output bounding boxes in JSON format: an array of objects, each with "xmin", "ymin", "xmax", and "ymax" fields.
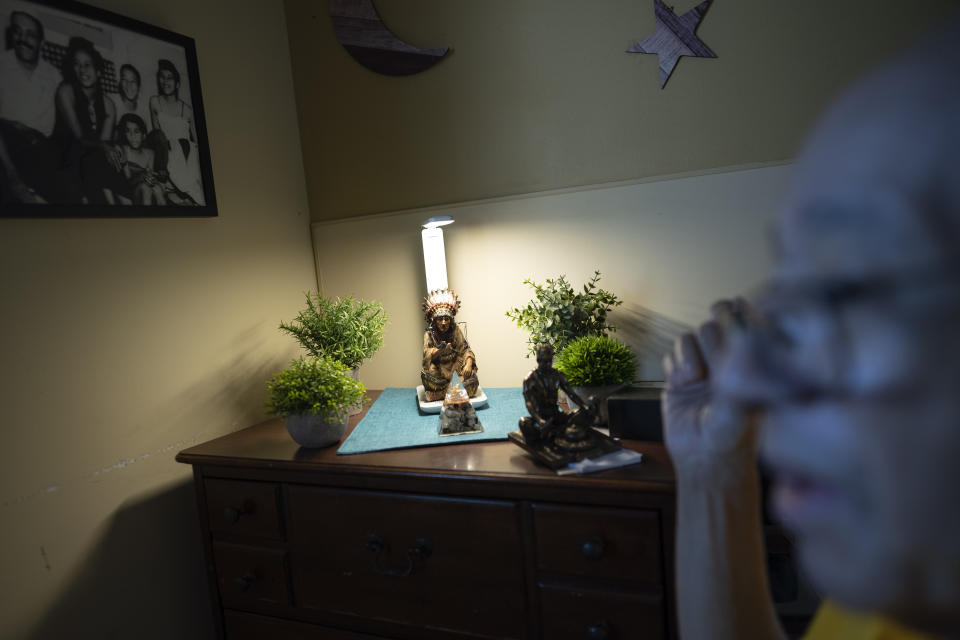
[
  {"xmin": 206, "ymin": 479, "xmax": 282, "ymax": 540},
  {"xmin": 286, "ymin": 486, "xmax": 526, "ymax": 639},
  {"xmin": 539, "ymin": 584, "xmax": 665, "ymax": 640},
  {"xmin": 224, "ymin": 610, "xmax": 388, "ymax": 639},
  {"xmin": 213, "ymin": 542, "xmax": 290, "ymax": 609},
  {"xmin": 532, "ymin": 504, "xmax": 662, "ymax": 583}
]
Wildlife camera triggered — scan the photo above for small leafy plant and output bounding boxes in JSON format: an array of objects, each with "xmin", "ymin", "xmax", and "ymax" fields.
[
  {"xmin": 505, "ymin": 270, "xmax": 622, "ymax": 356},
  {"xmin": 555, "ymin": 335, "xmax": 637, "ymax": 387},
  {"xmin": 265, "ymin": 355, "xmax": 366, "ymax": 418},
  {"xmin": 280, "ymin": 293, "xmax": 387, "ymax": 369}
]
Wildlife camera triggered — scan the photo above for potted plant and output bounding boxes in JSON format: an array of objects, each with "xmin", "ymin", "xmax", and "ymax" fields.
[
  {"xmin": 280, "ymin": 292, "xmax": 386, "ymax": 415},
  {"xmin": 280, "ymin": 293, "xmax": 388, "ymax": 370},
  {"xmin": 505, "ymin": 270, "xmax": 622, "ymax": 356},
  {"xmin": 265, "ymin": 355, "xmax": 367, "ymax": 448},
  {"xmin": 554, "ymin": 335, "xmax": 637, "ymax": 427}
]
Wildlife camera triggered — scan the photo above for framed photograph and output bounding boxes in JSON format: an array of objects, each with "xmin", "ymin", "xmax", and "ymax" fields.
[{"xmin": 0, "ymin": 0, "xmax": 216, "ymax": 217}]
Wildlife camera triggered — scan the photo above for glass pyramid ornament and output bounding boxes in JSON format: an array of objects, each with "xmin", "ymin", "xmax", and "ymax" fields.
[{"xmin": 439, "ymin": 371, "xmax": 484, "ymax": 436}]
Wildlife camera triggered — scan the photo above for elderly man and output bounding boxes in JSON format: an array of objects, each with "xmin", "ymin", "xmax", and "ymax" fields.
[
  {"xmin": 663, "ymin": 16, "xmax": 960, "ymax": 640},
  {"xmin": 0, "ymin": 8, "xmax": 61, "ymax": 203}
]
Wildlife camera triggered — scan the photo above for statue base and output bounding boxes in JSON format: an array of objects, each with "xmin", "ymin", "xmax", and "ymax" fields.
[
  {"xmin": 416, "ymin": 385, "xmax": 488, "ymax": 414},
  {"xmin": 508, "ymin": 428, "xmax": 622, "ymax": 471}
]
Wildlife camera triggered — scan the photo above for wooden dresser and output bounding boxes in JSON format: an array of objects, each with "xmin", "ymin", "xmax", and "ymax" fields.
[{"xmin": 177, "ymin": 391, "xmax": 677, "ymax": 640}]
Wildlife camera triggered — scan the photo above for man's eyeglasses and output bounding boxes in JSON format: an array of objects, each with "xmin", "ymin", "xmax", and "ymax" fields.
[{"xmin": 729, "ymin": 266, "xmax": 960, "ymax": 398}]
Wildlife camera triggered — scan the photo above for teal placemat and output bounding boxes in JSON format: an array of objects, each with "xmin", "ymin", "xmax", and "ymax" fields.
[{"xmin": 337, "ymin": 387, "xmax": 526, "ymax": 455}]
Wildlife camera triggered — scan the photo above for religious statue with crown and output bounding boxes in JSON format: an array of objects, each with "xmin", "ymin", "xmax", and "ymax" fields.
[{"xmin": 421, "ymin": 288, "xmax": 479, "ymax": 402}]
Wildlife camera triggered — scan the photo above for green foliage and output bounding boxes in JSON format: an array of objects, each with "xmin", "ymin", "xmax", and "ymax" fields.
[
  {"xmin": 265, "ymin": 355, "xmax": 367, "ymax": 418},
  {"xmin": 505, "ymin": 271, "xmax": 623, "ymax": 356},
  {"xmin": 555, "ymin": 335, "xmax": 637, "ymax": 387},
  {"xmin": 280, "ymin": 293, "xmax": 387, "ymax": 369}
]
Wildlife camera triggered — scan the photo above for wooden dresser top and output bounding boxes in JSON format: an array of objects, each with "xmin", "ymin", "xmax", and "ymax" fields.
[{"xmin": 177, "ymin": 391, "xmax": 676, "ymax": 496}]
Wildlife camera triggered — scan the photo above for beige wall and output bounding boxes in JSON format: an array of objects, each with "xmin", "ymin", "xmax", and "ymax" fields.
[
  {"xmin": 302, "ymin": 0, "xmax": 956, "ymax": 386},
  {"xmin": 0, "ymin": 1, "xmax": 316, "ymax": 637},
  {"xmin": 287, "ymin": 0, "xmax": 957, "ymax": 221},
  {"xmin": 314, "ymin": 164, "xmax": 791, "ymax": 389}
]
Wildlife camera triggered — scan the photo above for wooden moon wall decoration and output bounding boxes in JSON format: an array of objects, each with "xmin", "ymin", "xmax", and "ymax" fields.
[
  {"xmin": 330, "ymin": 0, "xmax": 450, "ymax": 76},
  {"xmin": 627, "ymin": 0, "xmax": 716, "ymax": 88}
]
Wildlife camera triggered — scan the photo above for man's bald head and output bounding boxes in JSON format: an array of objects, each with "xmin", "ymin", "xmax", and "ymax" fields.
[
  {"xmin": 728, "ymin": 15, "xmax": 960, "ymax": 634},
  {"xmin": 777, "ymin": 17, "xmax": 960, "ymax": 280}
]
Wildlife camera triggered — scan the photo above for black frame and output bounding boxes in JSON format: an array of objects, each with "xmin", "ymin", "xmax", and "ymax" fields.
[{"xmin": 0, "ymin": 0, "xmax": 216, "ymax": 217}]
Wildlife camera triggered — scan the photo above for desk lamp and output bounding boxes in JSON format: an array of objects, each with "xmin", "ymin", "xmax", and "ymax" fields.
[{"xmin": 421, "ymin": 215, "xmax": 454, "ymax": 292}]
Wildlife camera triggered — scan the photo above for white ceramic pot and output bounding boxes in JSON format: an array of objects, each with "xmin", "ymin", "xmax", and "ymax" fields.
[
  {"xmin": 285, "ymin": 411, "xmax": 348, "ymax": 448},
  {"xmin": 568, "ymin": 384, "xmax": 627, "ymax": 427}
]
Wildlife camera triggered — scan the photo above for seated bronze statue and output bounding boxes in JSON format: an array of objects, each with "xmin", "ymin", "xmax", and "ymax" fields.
[
  {"xmin": 518, "ymin": 343, "xmax": 598, "ymax": 450},
  {"xmin": 421, "ymin": 288, "xmax": 479, "ymax": 402},
  {"xmin": 511, "ymin": 343, "xmax": 622, "ymax": 469}
]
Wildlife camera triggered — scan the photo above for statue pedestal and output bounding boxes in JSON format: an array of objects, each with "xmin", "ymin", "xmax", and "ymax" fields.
[
  {"xmin": 416, "ymin": 385, "xmax": 488, "ymax": 414},
  {"xmin": 508, "ymin": 427, "xmax": 622, "ymax": 471}
]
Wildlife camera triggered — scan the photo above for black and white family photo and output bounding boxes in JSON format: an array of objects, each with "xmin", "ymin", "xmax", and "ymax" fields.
[{"xmin": 0, "ymin": 0, "xmax": 215, "ymax": 216}]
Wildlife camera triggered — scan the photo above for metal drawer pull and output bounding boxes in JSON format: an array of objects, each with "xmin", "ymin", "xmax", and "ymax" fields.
[
  {"xmin": 224, "ymin": 499, "xmax": 256, "ymax": 524},
  {"xmin": 582, "ymin": 536, "xmax": 605, "ymax": 560},
  {"xmin": 234, "ymin": 571, "xmax": 256, "ymax": 592},
  {"xmin": 364, "ymin": 533, "xmax": 433, "ymax": 577},
  {"xmin": 586, "ymin": 620, "xmax": 609, "ymax": 639}
]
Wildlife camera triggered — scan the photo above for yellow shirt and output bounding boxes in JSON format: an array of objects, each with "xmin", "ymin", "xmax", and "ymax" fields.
[{"xmin": 804, "ymin": 602, "xmax": 932, "ymax": 640}]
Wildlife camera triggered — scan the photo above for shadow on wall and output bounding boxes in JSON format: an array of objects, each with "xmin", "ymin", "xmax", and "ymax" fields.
[
  {"xmin": 194, "ymin": 322, "xmax": 293, "ymax": 418},
  {"xmin": 19, "ymin": 323, "xmax": 291, "ymax": 640},
  {"xmin": 613, "ymin": 303, "xmax": 693, "ymax": 380},
  {"xmin": 29, "ymin": 481, "xmax": 215, "ymax": 640},
  {"xmin": 157, "ymin": 321, "xmax": 296, "ymax": 442}
]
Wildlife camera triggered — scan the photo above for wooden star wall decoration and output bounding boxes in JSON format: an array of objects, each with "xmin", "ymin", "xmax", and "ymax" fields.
[{"xmin": 627, "ymin": 0, "xmax": 717, "ymax": 88}]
